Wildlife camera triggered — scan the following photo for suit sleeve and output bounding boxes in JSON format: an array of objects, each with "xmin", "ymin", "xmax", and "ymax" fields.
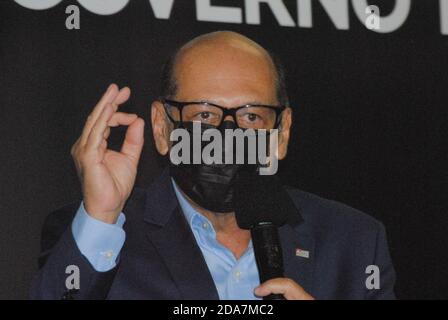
[
  {"xmin": 366, "ymin": 222, "xmax": 396, "ymax": 300},
  {"xmin": 29, "ymin": 203, "xmax": 119, "ymax": 300}
]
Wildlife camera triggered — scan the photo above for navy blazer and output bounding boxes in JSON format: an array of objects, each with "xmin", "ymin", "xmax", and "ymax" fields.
[{"xmin": 30, "ymin": 169, "xmax": 396, "ymax": 299}]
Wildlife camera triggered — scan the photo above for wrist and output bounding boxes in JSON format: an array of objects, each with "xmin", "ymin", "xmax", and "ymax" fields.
[{"xmin": 84, "ymin": 203, "xmax": 123, "ymax": 224}]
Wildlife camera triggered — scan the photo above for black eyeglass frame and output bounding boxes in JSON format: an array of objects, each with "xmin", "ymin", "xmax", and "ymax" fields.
[{"xmin": 160, "ymin": 98, "xmax": 286, "ymax": 129}]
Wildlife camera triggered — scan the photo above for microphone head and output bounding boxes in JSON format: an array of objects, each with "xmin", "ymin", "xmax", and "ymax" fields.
[{"xmin": 234, "ymin": 169, "xmax": 299, "ymax": 229}]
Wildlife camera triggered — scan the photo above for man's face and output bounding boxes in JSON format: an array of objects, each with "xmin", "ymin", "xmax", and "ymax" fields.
[{"xmin": 151, "ymin": 37, "xmax": 292, "ymax": 159}]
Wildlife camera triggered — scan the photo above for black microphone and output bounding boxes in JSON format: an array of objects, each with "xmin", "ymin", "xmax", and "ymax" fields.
[
  {"xmin": 234, "ymin": 169, "xmax": 298, "ymax": 300},
  {"xmin": 250, "ymin": 222, "xmax": 285, "ymax": 300}
]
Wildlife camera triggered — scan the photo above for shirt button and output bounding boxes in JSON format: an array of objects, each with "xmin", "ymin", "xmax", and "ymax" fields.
[
  {"xmin": 202, "ymin": 222, "xmax": 209, "ymax": 229},
  {"xmin": 102, "ymin": 250, "xmax": 114, "ymax": 259},
  {"xmin": 234, "ymin": 270, "xmax": 242, "ymax": 279}
]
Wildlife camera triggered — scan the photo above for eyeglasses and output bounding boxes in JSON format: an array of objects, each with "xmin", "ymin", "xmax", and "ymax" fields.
[{"xmin": 160, "ymin": 98, "xmax": 286, "ymax": 129}]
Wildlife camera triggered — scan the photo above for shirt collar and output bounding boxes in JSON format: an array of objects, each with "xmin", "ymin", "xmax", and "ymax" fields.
[
  {"xmin": 172, "ymin": 179, "xmax": 255, "ymax": 250},
  {"xmin": 171, "ymin": 179, "xmax": 214, "ymax": 231}
]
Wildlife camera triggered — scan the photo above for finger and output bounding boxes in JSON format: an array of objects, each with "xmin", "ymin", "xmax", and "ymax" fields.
[
  {"xmin": 112, "ymin": 86, "xmax": 131, "ymax": 107},
  {"xmin": 121, "ymin": 117, "xmax": 145, "ymax": 165},
  {"xmin": 108, "ymin": 86, "xmax": 131, "ymax": 117},
  {"xmin": 254, "ymin": 278, "xmax": 313, "ymax": 300},
  {"xmin": 254, "ymin": 278, "xmax": 288, "ymax": 297},
  {"xmin": 86, "ymin": 103, "xmax": 115, "ymax": 150},
  {"xmin": 108, "ymin": 112, "xmax": 137, "ymax": 127},
  {"xmin": 71, "ymin": 137, "xmax": 81, "ymax": 157},
  {"xmin": 103, "ymin": 127, "xmax": 111, "ymax": 140},
  {"xmin": 81, "ymin": 86, "xmax": 131, "ymax": 147},
  {"xmin": 80, "ymin": 84, "xmax": 119, "ymax": 145},
  {"xmin": 103, "ymin": 113, "xmax": 137, "ymax": 140},
  {"xmin": 100, "ymin": 139, "xmax": 107, "ymax": 151}
]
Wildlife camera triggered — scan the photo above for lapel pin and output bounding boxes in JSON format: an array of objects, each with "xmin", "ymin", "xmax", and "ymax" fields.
[{"xmin": 295, "ymin": 248, "xmax": 310, "ymax": 259}]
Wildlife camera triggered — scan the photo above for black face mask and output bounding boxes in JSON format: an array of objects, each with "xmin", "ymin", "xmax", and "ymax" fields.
[{"xmin": 169, "ymin": 121, "xmax": 262, "ymax": 213}]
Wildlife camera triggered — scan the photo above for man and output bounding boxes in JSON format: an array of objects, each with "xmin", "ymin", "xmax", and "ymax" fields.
[{"xmin": 30, "ymin": 31, "xmax": 395, "ymax": 300}]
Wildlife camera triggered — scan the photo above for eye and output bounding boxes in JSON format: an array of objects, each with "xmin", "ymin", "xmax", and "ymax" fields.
[
  {"xmin": 245, "ymin": 113, "xmax": 261, "ymax": 122},
  {"xmin": 199, "ymin": 112, "xmax": 211, "ymax": 119},
  {"xmin": 191, "ymin": 111, "xmax": 219, "ymax": 123}
]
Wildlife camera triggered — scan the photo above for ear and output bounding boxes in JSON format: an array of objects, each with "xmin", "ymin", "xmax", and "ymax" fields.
[
  {"xmin": 277, "ymin": 107, "xmax": 292, "ymax": 160},
  {"xmin": 151, "ymin": 100, "xmax": 171, "ymax": 156}
]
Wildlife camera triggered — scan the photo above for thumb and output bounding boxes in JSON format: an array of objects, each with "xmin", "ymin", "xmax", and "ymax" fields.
[{"xmin": 121, "ymin": 117, "xmax": 145, "ymax": 164}]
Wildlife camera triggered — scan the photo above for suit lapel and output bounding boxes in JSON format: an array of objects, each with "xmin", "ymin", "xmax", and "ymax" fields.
[{"xmin": 142, "ymin": 169, "xmax": 219, "ymax": 300}]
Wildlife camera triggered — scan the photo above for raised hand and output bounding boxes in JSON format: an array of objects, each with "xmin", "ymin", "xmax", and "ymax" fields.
[{"xmin": 71, "ymin": 84, "xmax": 145, "ymax": 224}]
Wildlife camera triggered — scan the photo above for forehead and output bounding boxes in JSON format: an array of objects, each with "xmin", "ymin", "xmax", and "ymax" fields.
[{"xmin": 173, "ymin": 40, "xmax": 278, "ymax": 105}]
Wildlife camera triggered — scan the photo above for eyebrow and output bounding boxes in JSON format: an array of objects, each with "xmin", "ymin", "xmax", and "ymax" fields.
[
  {"xmin": 243, "ymin": 100, "xmax": 270, "ymax": 105},
  {"xmin": 200, "ymin": 99, "xmax": 276, "ymax": 107}
]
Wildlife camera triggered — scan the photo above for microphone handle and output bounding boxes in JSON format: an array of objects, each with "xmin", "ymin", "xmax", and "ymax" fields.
[
  {"xmin": 264, "ymin": 293, "xmax": 286, "ymax": 300},
  {"xmin": 251, "ymin": 222, "xmax": 286, "ymax": 301}
]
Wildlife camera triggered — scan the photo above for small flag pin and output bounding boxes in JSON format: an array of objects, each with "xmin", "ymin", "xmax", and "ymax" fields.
[{"xmin": 295, "ymin": 248, "xmax": 310, "ymax": 259}]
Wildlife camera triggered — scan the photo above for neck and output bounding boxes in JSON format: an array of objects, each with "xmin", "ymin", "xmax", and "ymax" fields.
[{"xmin": 183, "ymin": 192, "xmax": 251, "ymax": 259}]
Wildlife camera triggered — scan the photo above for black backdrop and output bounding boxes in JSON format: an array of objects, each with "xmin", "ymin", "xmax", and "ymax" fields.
[{"xmin": 0, "ymin": 0, "xmax": 447, "ymax": 299}]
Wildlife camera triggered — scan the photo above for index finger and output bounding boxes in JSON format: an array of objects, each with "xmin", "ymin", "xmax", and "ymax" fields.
[{"xmin": 80, "ymin": 83, "xmax": 119, "ymax": 146}]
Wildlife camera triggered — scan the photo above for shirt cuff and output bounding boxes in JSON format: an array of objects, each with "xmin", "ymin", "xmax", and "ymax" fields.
[{"xmin": 71, "ymin": 202, "xmax": 126, "ymax": 272}]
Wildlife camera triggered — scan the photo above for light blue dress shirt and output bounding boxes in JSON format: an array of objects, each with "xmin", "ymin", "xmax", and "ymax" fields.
[
  {"xmin": 71, "ymin": 203, "xmax": 126, "ymax": 272},
  {"xmin": 71, "ymin": 181, "xmax": 260, "ymax": 299}
]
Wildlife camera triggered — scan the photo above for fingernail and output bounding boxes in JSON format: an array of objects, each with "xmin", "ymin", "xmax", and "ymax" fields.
[{"xmin": 108, "ymin": 83, "xmax": 117, "ymax": 92}]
